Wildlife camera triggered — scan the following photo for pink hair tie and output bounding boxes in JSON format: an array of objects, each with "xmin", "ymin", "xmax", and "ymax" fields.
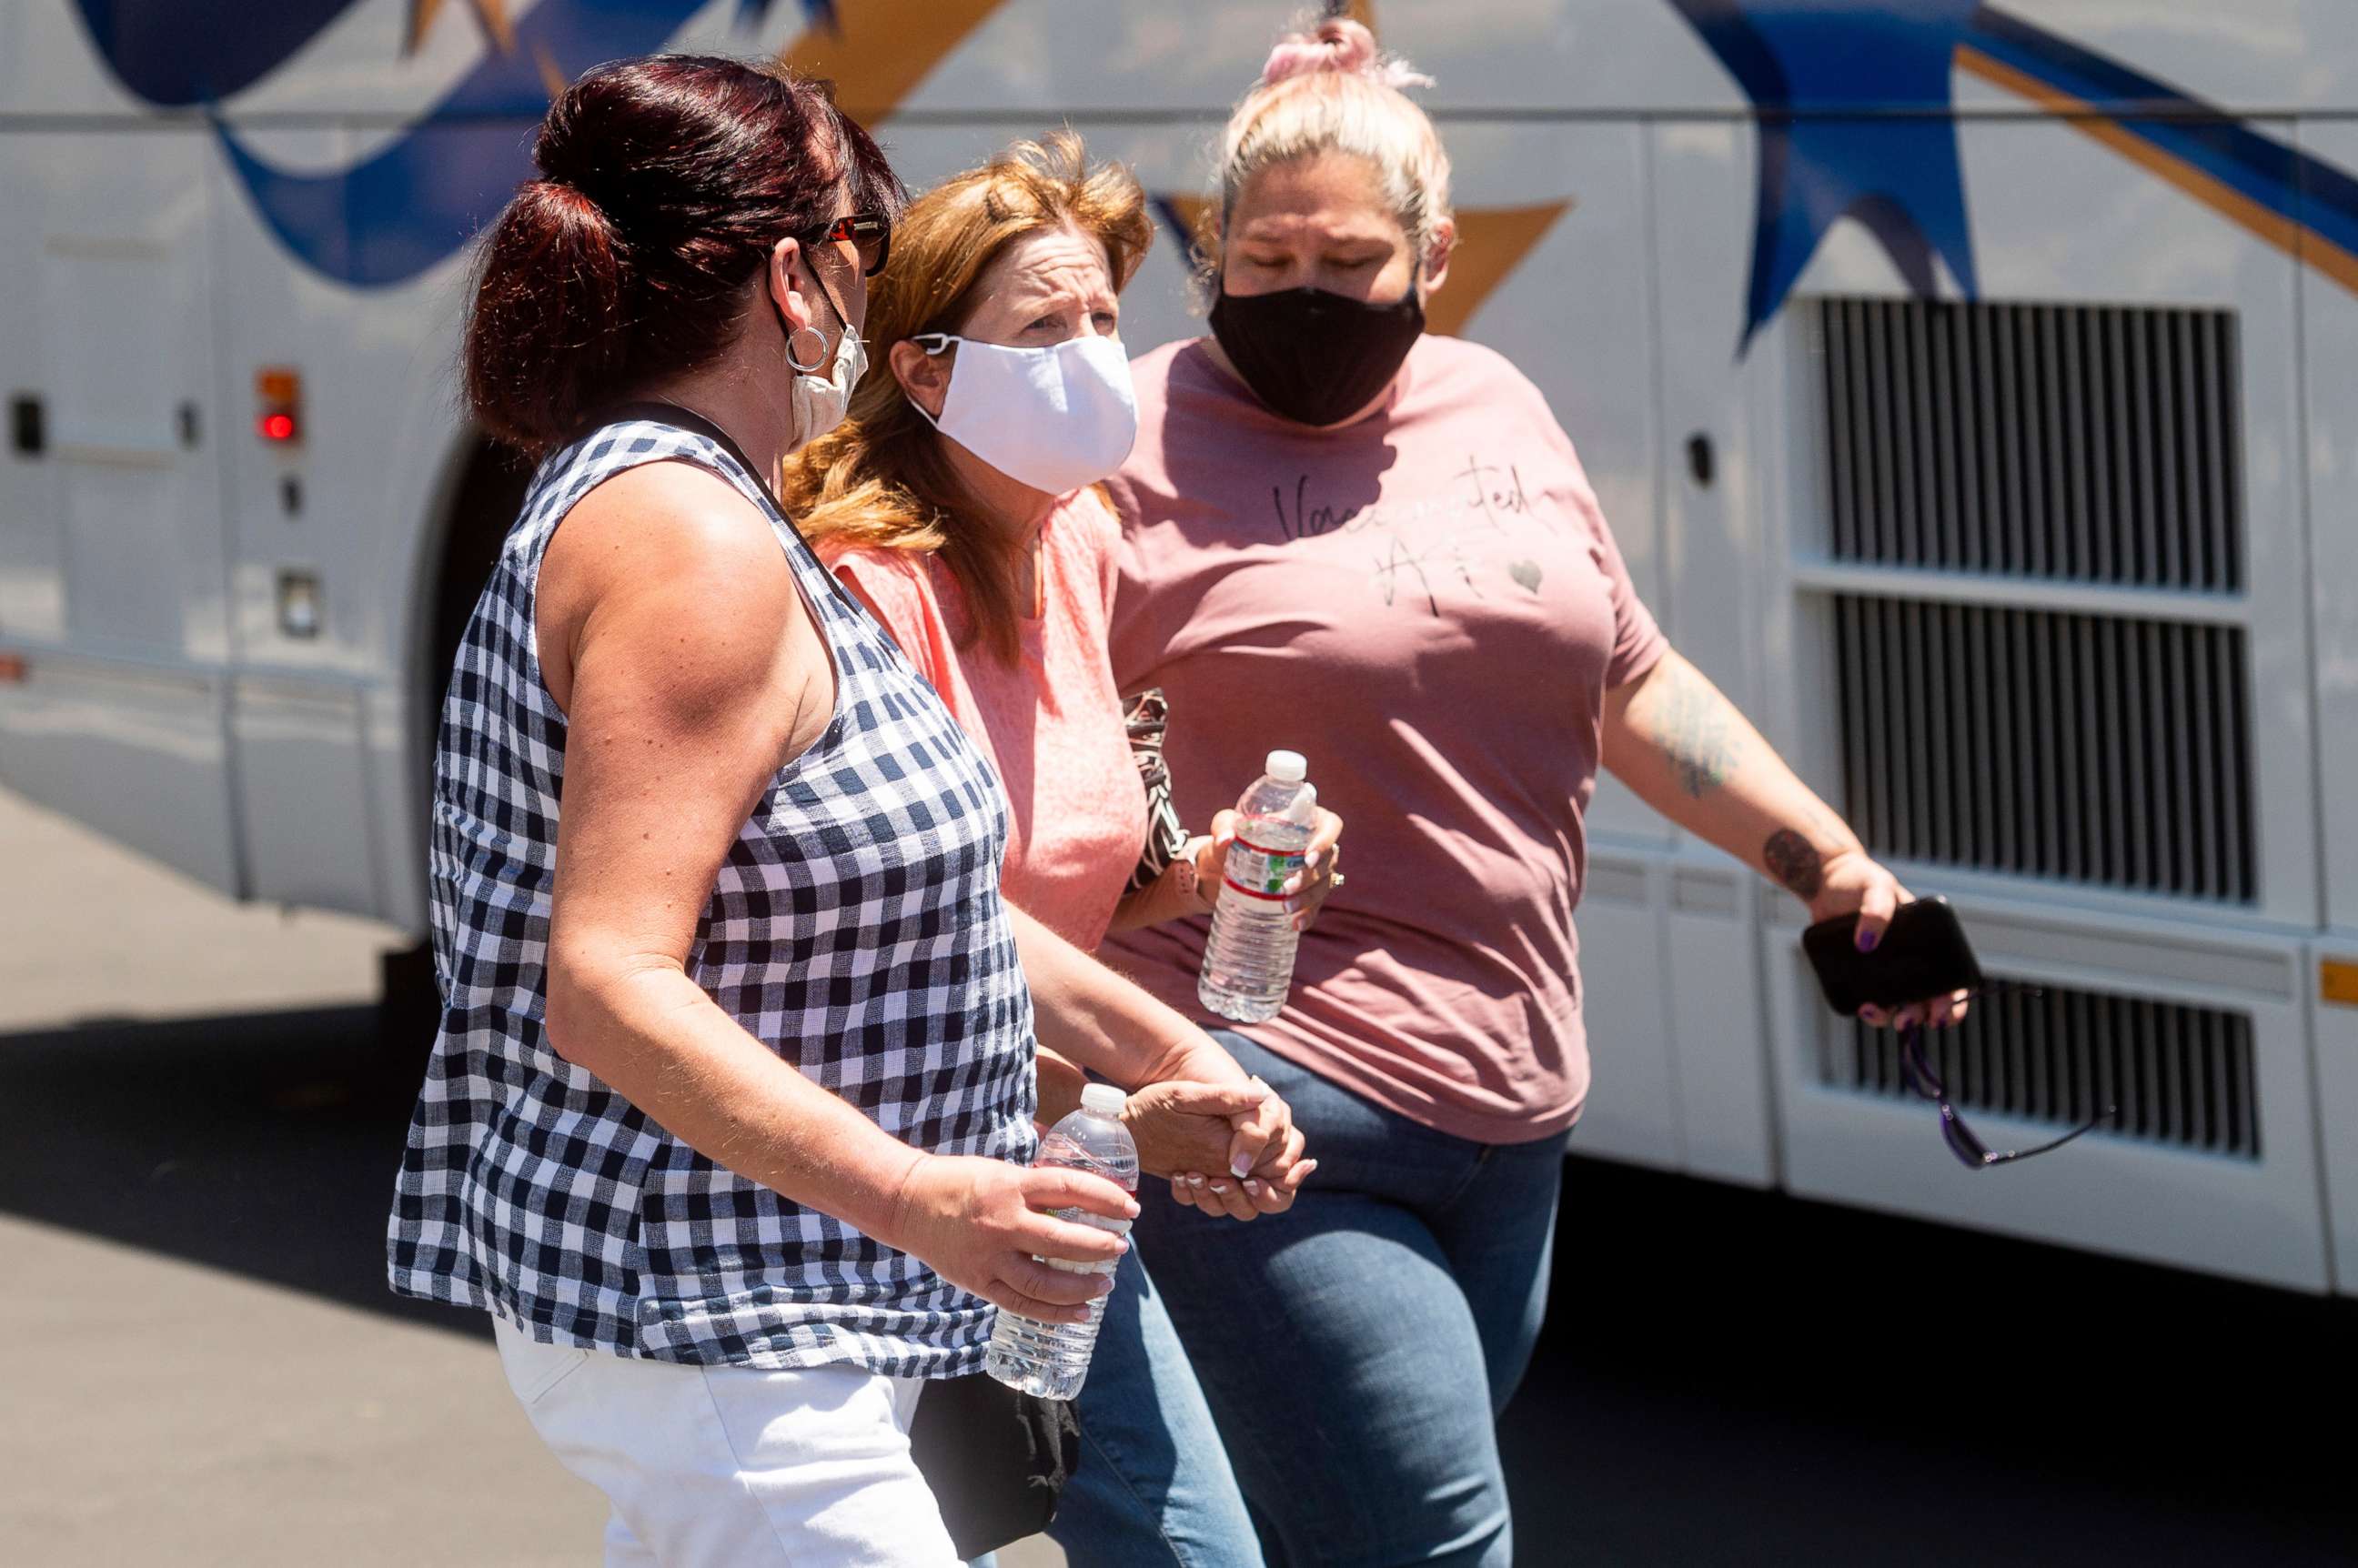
[
  {"xmin": 1257, "ymin": 18, "xmax": 1431, "ymax": 90},
  {"xmin": 1260, "ymin": 37, "xmax": 1340, "ymax": 82}
]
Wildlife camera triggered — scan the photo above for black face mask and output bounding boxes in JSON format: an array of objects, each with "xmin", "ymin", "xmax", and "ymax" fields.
[{"xmin": 1209, "ymin": 281, "xmax": 1424, "ymax": 427}]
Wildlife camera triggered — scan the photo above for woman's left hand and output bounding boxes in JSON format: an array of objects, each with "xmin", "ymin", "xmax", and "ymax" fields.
[
  {"xmin": 1166, "ymin": 1151, "xmax": 1316, "ymax": 1221},
  {"xmin": 1809, "ymin": 848, "xmax": 1970, "ymax": 1032},
  {"xmin": 1192, "ymin": 807, "xmax": 1345, "ymax": 931}
]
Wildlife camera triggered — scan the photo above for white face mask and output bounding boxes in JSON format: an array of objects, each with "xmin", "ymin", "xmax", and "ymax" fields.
[
  {"xmin": 779, "ymin": 256, "xmax": 869, "ymax": 453},
  {"xmin": 910, "ymin": 332, "xmax": 1138, "ymax": 495},
  {"xmin": 787, "ymin": 318, "xmax": 866, "ymax": 453}
]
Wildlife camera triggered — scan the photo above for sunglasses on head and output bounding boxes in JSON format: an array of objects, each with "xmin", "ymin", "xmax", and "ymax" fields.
[
  {"xmin": 1895, "ymin": 983, "xmax": 2117, "ymax": 1170},
  {"xmin": 808, "ymin": 209, "xmax": 892, "ymax": 277}
]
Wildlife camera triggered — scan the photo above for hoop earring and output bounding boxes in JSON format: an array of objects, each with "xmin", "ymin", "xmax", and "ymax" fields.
[{"xmin": 786, "ymin": 324, "xmax": 830, "ymax": 374}]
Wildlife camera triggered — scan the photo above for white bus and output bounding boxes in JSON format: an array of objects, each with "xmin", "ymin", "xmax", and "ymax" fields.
[{"xmin": 7, "ymin": 0, "xmax": 2358, "ymax": 1297}]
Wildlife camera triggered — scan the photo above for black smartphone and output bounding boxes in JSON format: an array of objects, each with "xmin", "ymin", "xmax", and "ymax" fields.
[{"xmin": 1802, "ymin": 896, "xmax": 1983, "ymax": 1017}]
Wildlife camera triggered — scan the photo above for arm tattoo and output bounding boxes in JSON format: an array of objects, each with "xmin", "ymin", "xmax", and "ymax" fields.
[
  {"xmin": 1646, "ymin": 661, "xmax": 1747, "ymax": 798},
  {"xmin": 1763, "ymin": 829, "xmax": 1824, "ymax": 899}
]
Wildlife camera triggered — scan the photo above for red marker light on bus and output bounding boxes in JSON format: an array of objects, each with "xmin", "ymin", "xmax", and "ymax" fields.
[{"xmin": 256, "ymin": 367, "xmax": 302, "ymax": 445}]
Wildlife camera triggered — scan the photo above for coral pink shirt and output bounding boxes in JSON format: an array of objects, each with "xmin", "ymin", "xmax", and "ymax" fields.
[
  {"xmin": 1101, "ymin": 335, "xmax": 1667, "ymax": 1144},
  {"xmin": 825, "ymin": 491, "xmax": 1147, "ymax": 951}
]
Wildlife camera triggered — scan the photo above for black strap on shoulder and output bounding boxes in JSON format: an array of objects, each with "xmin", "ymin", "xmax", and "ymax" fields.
[{"xmin": 597, "ymin": 400, "xmax": 766, "ymax": 488}]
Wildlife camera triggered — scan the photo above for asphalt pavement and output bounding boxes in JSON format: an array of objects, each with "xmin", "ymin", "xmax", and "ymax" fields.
[{"xmin": 2, "ymin": 780, "xmax": 2352, "ymax": 1565}]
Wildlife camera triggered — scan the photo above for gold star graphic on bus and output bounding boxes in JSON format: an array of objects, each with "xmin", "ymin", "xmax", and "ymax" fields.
[
  {"xmin": 778, "ymin": 0, "xmax": 1007, "ymax": 116},
  {"xmin": 405, "ymin": 0, "xmax": 518, "ymax": 58},
  {"xmin": 1423, "ymin": 200, "xmax": 1574, "ymax": 337}
]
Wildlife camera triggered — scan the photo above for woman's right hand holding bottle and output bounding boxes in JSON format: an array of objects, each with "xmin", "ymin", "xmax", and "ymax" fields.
[
  {"xmin": 885, "ymin": 1153, "xmax": 1137, "ymax": 1324},
  {"xmin": 1189, "ymin": 805, "xmax": 1345, "ymax": 929}
]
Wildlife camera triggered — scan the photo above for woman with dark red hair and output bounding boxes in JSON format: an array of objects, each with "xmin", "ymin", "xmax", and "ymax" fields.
[{"xmin": 383, "ymin": 55, "xmax": 1289, "ymax": 1566}]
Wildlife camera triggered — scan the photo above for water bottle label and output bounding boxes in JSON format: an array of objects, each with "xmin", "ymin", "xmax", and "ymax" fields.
[{"xmin": 1224, "ymin": 834, "xmax": 1306, "ymax": 901}]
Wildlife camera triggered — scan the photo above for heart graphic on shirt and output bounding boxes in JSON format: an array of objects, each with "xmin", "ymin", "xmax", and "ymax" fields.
[{"xmin": 1508, "ymin": 559, "xmax": 1543, "ymax": 593}]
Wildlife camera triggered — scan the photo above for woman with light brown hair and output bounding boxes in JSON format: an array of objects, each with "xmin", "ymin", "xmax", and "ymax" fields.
[{"xmin": 783, "ymin": 133, "xmax": 1336, "ymax": 1568}]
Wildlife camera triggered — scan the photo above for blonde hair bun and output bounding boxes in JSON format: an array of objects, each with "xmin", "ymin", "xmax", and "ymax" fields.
[{"xmin": 1259, "ymin": 18, "xmax": 1433, "ymax": 91}]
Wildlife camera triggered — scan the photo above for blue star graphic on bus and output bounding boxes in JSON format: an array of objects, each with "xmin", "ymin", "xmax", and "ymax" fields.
[{"xmin": 1665, "ymin": 0, "xmax": 1983, "ymax": 349}]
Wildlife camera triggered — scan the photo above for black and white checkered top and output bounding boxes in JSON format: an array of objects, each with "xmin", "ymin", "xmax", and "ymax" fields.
[{"xmin": 388, "ymin": 415, "xmax": 1036, "ymax": 1376}]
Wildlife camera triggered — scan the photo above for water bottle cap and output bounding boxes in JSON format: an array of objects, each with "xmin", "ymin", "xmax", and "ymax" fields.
[
  {"xmin": 1079, "ymin": 1082, "xmax": 1128, "ymax": 1119},
  {"xmin": 1265, "ymin": 749, "xmax": 1306, "ymax": 784}
]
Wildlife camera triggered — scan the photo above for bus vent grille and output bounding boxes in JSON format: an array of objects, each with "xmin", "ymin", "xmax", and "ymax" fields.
[
  {"xmin": 1831, "ymin": 597, "xmax": 2254, "ymax": 901},
  {"xmin": 1819, "ymin": 298, "xmax": 2241, "ymax": 590},
  {"xmin": 1828, "ymin": 982, "xmax": 2260, "ymax": 1160}
]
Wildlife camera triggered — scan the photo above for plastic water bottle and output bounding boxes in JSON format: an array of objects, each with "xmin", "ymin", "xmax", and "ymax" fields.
[
  {"xmin": 982, "ymin": 1082, "xmax": 1139, "ymax": 1401},
  {"xmin": 1198, "ymin": 749, "xmax": 1318, "ymax": 1024}
]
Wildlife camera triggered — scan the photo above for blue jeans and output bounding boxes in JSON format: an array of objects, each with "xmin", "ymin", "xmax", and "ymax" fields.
[
  {"xmin": 1134, "ymin": 1031, "xmax": 1567, "ymax": 1568},
  {"xmin": 1050, "ymin": 1245, "xmax": 1265, "ymax": 1567}
]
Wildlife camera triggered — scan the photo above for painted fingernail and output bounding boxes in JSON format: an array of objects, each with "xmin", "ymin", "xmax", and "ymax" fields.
[
  {"xmin": 1857, "ymin": 928, "xmax": 1879, "ymax": 952},
  {"xmin": 1185, "ymin": 1174, "xmax": 1204, "ymax": 1187},
  {"xmin": 1209, "ymin": 1182, "xmax": 1229, "ymax": 1194},
  {"xmin": 1230, "ymin": 1153, "xmax": 1255, "ymax": 1178}
]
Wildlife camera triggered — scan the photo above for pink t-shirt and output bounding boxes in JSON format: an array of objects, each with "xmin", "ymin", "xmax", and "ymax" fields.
[
  {"xmin": 1101, "ymin": 335, "xmax": 1667, "ymax": 1144},
  {"xmin": 825, "ymin": 491, "xmax": 1148, "ymax": 951}
]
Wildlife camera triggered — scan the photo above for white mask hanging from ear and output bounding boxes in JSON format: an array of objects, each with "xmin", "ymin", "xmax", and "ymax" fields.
[
  {"xmin": 782, "ymin": 270, "xmax": 868, "ymax": 453},
  {"xmin": 909, "ymin": 332, "xmax": 1137, "ymax": 495}
]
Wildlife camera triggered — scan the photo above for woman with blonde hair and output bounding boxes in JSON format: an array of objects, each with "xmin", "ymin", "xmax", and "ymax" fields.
[
  {"xmin": 1100, "ymin": 17, "xmax": 1967, "ymax": 1565},
  {"xmin": 783, "ymin": 132, "xmax": 1336, "ymax": 1568}
]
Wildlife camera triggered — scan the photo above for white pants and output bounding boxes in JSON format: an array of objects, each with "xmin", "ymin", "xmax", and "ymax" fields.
[{"xmin": 492, "ymin": 1316, "xmax": 963, "ymax": 1568}]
